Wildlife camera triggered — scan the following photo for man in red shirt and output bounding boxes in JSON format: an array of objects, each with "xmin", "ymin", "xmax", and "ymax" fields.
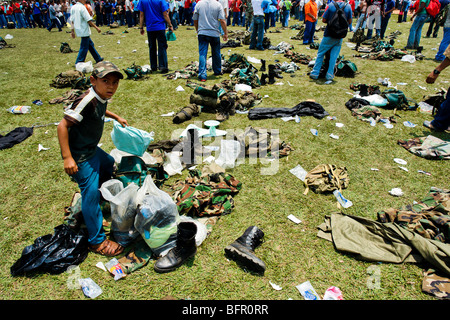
[{"xmin": 231, "ymin": 0, "xmax": 241, "ymax": 25}]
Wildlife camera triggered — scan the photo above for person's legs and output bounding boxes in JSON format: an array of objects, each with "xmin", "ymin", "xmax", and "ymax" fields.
[
  {"xmin": 87, "ymin": 37, "xmax": 103, "ymax": 63},
  {"xmin": 210, "ymin": 35, "xmax": 222, "ymax": 75},
  {"xmin": 72, "ymin": 148, "xmax": 114, "ymax": 246},
  {"xmin": 379, "ymin": 15, "xmax": 390, "ymax": 39},
  {"xmin": 75, "ymin": 36, "xmax": 90, "ymax": 64},
  {"xmin": 325, "ymin": 39, "xmax": 343, "ymax": 80},
  {"xmin": 435, "ymin": 27, "xmax": 450, "ymax": 61},
  {"xmin": 430, "ymin": 91, "xmax": 450, "ymax": 131},
  {"xmin": 256, "ymin": 16, "xmax": 265, "ymax": 49},
  {"xmin": 303, "ymin": 19, "xmax": 314, "ymax": 44},
  {"xmin": 406, "ymin": 14, "xmax": 426, "ymax": 48},
  {"xmin": 413, "ymin": 14, "xmax": 427, "ymax": 47},
  {"xmin": 147, "ymin": 31, "xmax": 158, "ymax": 71},
  {"xmin": 156, "ymin": 29, "xmax": 168, "ymax": 71},
  {"xmin": 197, "ymin": 34, "xmax": 209, "ymax": 81},
  {"xmin": 310, "ymin": 36, "xmax": 334, "ymax": 79}
]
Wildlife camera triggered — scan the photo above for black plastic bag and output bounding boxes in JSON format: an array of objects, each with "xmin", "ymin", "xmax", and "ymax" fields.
[{"xmin": 10, "ymin": 224, "xmax": 89, "ymax": 276}]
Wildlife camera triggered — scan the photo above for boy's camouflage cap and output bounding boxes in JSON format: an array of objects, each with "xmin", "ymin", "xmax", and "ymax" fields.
[{"xmin": 92, "ymin": 61, "xmax": 124, "ymax": 79}]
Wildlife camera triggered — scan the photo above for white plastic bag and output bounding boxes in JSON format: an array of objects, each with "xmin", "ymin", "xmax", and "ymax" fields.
[
  {"xmin": 215, "ymin": 140, "xmax": 241, "ymax": 169},
  {"xmin": 134, "ymin": 176, "xmax": 179, "ymax": 256},
  {"xmin": 75, "ymin": 61, "xmax": 93, "ymax": 73},
  {"xmin": 401, "ymin": 55, "xmax": 416, "ymax": 63},
  {"xmin": 99, "ymin": 179, "xmax": 140, "ymax": 246},
  {"xmin": 163, "ymin": 151, "xmax": 183, "ymax": 176}
]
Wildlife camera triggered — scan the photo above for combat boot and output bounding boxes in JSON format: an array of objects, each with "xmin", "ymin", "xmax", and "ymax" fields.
[
  {"xmin": 260, "ymin": 59, "xmax": 266, "ymax": 72},
  {"xmin": 260, "ymin": 73, "xmax": 268, "ymax": 85},
  {"xmin": 154, "ymin": 222, "xmax": 197, "ymax": 273},
  {"xmin": 224, "ymin": 226, "xmax": 266, "ymax": 274}
]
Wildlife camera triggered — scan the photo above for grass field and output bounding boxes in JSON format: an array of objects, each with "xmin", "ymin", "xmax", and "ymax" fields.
[{"xmin": 0, "ymin": 13, "xmax": 449, "ymax": 302}]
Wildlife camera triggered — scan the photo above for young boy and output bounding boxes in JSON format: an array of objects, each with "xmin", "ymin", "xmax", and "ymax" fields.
[{"xmin": 57, "ymin": 61, "xmax": 128, "ymax": 257}]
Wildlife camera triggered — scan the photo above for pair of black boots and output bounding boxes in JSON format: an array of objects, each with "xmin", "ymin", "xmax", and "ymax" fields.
[
  {"xmin": 154, "ymin": 223, "xmax": 266, "ymax": 274},
  {"xmin": 260, "ymin": 64, "xmax": 283, "ymax": 86}
]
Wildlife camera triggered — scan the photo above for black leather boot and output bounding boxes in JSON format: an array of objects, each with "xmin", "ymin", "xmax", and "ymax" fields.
[
  {"xmin": 154, "ymin": 222, "xmax": 197, "ymax": 273},
  {"xmin": 260, "ymin": 59, "xmax": 266, "ymax": 72},
  {"xmin": 260, "ymin": 73, "xmax": 268, "ymax": 85},
  {"xmin": 224, "ymin": 226, "xmax": 266, "ymax": 274}
]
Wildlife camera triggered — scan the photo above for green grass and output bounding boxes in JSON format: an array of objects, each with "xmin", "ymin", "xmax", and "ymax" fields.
[{"xmin": 0, "ymin": 16, "xmax": 449, "ymax": 301}]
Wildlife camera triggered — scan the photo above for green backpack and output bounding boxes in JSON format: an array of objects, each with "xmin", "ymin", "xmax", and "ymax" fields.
[
  {"xmin": 381, "ymin": 89, "xmax": 417, "ymax": 110},
  {"xmin": 114, "ymin": 156, "xmax": 168, "ymax": 188}
]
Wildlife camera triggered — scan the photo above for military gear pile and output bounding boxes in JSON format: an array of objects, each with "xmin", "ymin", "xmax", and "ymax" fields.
[
  {"xmin": 123, "ymin": 63, "xmax": 151, "ymax": 80},
  {"xmin": 303, "ymin": 164, "xmax": 349, "ymax": 195},
  {"xmin": 50, "ymin": 70, "xmax": 91, "ymax": 89},
  {"xmin": 398, "ymin": 135, "xmax": 450, "ymax": 160},
  {"xmin": 60, "ymin": 42, "xmax": 73, "ymax": 53}
]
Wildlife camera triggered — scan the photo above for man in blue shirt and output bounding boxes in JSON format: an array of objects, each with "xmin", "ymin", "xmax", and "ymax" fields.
[
  {"xmin": 309, "ymin": 0, "xmax": 352, "ymax": 81},
  {"xmin": 138, "ymin": 0, "xmax": 173, "ymax": 73}
]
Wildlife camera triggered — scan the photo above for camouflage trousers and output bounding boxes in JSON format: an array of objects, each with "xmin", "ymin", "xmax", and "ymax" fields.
[{"xmin": 398, "ymin": 135, "xmax": 450, "ymax": 160}]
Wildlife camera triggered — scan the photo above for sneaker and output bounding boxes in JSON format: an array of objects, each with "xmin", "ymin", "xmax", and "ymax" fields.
[{"xmin": 423, "ymin": 120, "xmax": 444, "ymax": 131}]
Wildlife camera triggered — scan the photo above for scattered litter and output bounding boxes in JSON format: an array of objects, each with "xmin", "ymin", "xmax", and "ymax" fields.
[
  {"xmin": 274, "ymin": 82, "xmax": 284, "ymax": 85},
  {"xmin": 75, "ymin": 61, "xmax": 93, "ymax": 73},
  {"xmin": 263, "ymin": 94, "xmax": 269, "ymax": 98},
  {"xmin": 287, "ymin": 214, "xmax": 302, "ymax": 224},
  {"xmin": 247, "ymin": 56, "xmax": 261, "ymax": 64},
  {"xmin": 418, "ymin": 101, "xmax": 434, "ymax": 113},
  {"xmin": 323, "ymin": 286, "xmax": 344, "ymax": 300},
  {"xmin": 389, "ymin": 188, "xmax": 404, "ymax": 197},
  {"xmin": 235, "ymin": 83, "xmax": 252, "ymax": 92},
  {"xmin": 132, "ymin": 49, "xmax": 137, "ymax": 53},
  {"xmin": 295, "ymin": 115, "xmax": 301, "ymax": 123},
  {"xmin": 160, "ymin": 111, "xmax": 175, "ymax": 117},
  {"xmin": 8, "ymin": 105, "xmax": 31, "ymax": 114},
  {"xmin": 176, "ymin": 85, "xmax": 185, "ymax": 92},
  {"xmin": 370, "ymin": 168, "xmax": 379, "ymax": 171},
  {"xmin": 296, "ymin": 281, "xmax": 321, "ymax": 300},
  {"xmin": 287, "ymin": 81, "xmax": 294, "ymax": 86},
  {"xmin": 418, "ymin": 170, "xmax": 431, "ymax": 176},
  {"xmin": 333, "ymin": 190, "xmax": 353, "ymax": 208},
  {"xmin": 401, "ymin": 55, "xmax": 416, "ymax": 63},
  {"xmin": 105, "ymin": 258, "xmax": 126, "ymax": 280},
  {"xmin": 32, "ymin": 100, "xmax": 43, "ymax": 106},
  {"xmin": 329, "ymin": 134, "xmax": 339, "ymax": 139},
  {"xmin": 397, "ymin": 82, "xmax": 407, "ymax": 86},
  {"xmin": 327, "ymin": 116, "xmax": 337, "ymax": 120},
  {"xmin": 418, "ymin": 85, "xmax": 427, "ymax": 90},
  {"xmin": 377, "ymin": 77, "xmax": 391, "ymax": 86},
  {"xmin": 289, "ymin": 164, "xmax": 307, "ymax": 181},
  {"xmin": 383, "ymin": 122, "xmax": 394, "ymax": 129},
  {"xmin": 310, "ymin": 128, "xmax": 318, "ymax": 136},
  {"xmin": 269, "ymin": 281, "xmax": 283, "ymax": 291},
  {"xmin": 79, "ymin": 278, "xmax": 102, "ymax": 299},
  {"xmin": 96, "ymin": 261, "xmax": 107, "ymax": 272},
  {"xmin": 38, "ymin": 144, "xmax": 50, "ymax": 152},
  {"xmin": 325, "ymin": 80, "xmax": 333, "ymax": 85},
  {"xmin": 281, "ymin": 116, "xmax": 296, "ymax": 121},
  {"xmin": 203, "ymin": 155, "xmax": 215, "ymax": 163},
  {"xmin": 403, "ymin": 121, "xmax": 417, "ymax": 128},
  {"xmin": 117, "ymin": 40, "xmax": 120, "ymax": 44},
  {"xmin": 336, "ymin": 122, "xmax": 344, "ymax": 127},
  {"xmin": 5, "ymin": 34, "xmax": 13, "ymax": 39},
  {"xmin": 393, "ymin": 158, "xmax": 407, "ymax": 165},
  {"xmin": 398, "ymin": 166, "xmax": 409, "ymax": 172}
]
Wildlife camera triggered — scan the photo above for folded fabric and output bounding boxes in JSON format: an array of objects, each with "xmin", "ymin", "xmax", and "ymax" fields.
[
  {"xmin": 248, "ymin": 101, "xmax": 329, "ymax": 120},
  {"xmin": 398, "ymin": 135, "xmax": 450, "ymax": 160},
  {"xmin": 0, "ymin": 126, "xmax": 33, "ymax": 150}
]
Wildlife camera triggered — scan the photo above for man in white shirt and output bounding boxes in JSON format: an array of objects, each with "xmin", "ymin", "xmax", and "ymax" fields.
[
  {"xmin": 249, "ymin": 0, "xmax": 265, "ymax": 50},
  {"xmin": 70, "ymin": 0, "xmax": 103, "ymax": 65}
]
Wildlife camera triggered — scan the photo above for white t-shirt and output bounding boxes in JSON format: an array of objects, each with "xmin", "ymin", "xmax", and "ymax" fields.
[{"xmin": 70, "ymin": 2, "xmax": 93, "ymax": 37}]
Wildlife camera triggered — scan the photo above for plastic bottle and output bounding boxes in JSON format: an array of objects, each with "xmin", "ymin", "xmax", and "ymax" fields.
[
  {"xmin": 79, "ymin": 278, "xmax": 102, "ymax": 299},
  {"xmin": 296, "ymin": 281, "xmax": 321, "ymax": 300},
  {"xmin": 8, "ymin": 106, "xmax": 31, "ymax": 114},
  {"xmin": 333, "ymin": 190, "xmax": 353, "ymax": 208},
  {"xmin": 310, "ymin": 128, "xmax": 318, "ymax": 136}
]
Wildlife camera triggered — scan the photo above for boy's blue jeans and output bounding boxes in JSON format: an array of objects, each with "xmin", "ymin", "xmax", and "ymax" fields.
[
  {"xmin": 310, "ymin": 36, "xmax": 343, "ymax": 81},
  {"xmin": 197, "ymin": 34, "xmax": 221, "ymax": 80},
  {"xmin": 72, "ymin": 148, "xmax": 114, "ymax": 245},
  {"xmin": 76, "ymin": 36, "xmax": 103, "ymax": 64}
]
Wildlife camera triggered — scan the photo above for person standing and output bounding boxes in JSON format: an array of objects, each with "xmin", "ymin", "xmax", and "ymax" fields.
[
  {"xmin": 354, "ymin": 0, "xmax": 367, "ymax": 29},
  {"xmin": 41, "ymin": 0, "xmax": 49, "ymax": 27},
  {"xmin": 424, "ymin": 44, "xmax": 450, "ymax": 131},
  {"xmin": 366, "ymin": 0, "xmax": 384, "ymax": 39},
  {"xmin": 193, "ymin": 0, "xmax": 227, "ymax": 81},
  {"xmin": 31, "ymin": 0, "xmax": 43, "ymax": 27},
  {"xmin": 309, "ymin": 0, "xmax": 352, "ymax": 81},
  {"xmin": 137, "ymin": 0, "xmax": 173, "ymax": 73},
  {"xmin": 379, "ymin": 0, "xmax": 394, "ymax": 38},
  {"xmin": 70, "ymin": 0, "xmax": 103, "ymax": 64},
  {"xmin": 0, "ymin": 2, "xmax": 7, "ymax": 28},
  {"xmin": 249, "ymin": 0, "xmax": 265, "ymax": 50},
  {"xmin": 281, "ymin": 0, "xmax": 292, "ymax": 27},
  {"xmin": 125, "ymin": 0, "xmax": 132, "ymax": 26},
  {"xmin": 435, "ymin": 4, "xmax": 450, "ymax": 61},
  {"xmin": 303, "ymin": 0, "xmax": 317, "ymax": 44},
  {"xmin": 48, "ymin": 0, "xmax": 63, "ymax": 31},
  {"xmin": 405, "ymin": 0, "xmax": 430, "ymax": 49}
]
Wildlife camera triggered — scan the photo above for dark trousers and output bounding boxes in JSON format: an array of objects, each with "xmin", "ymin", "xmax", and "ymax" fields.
[{"xmin": 147, "ymin": 29, "xmax": 168, "ymax": 71}]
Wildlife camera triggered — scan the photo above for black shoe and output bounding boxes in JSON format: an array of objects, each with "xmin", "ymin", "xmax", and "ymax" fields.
[
  {"xmin": 224, "ymin": 226, "xmax": 266, "ymax": 274},
  {"xmin": 260, "ymin": 59, "xmax": 266, "ymax": 72},
  {"xmin": 160, "ymin": 68, "xmax": 169, "ymax": 74},
  {"xmin": 154, "ymin": 222, "xmax": 197, "ymax": 273}
]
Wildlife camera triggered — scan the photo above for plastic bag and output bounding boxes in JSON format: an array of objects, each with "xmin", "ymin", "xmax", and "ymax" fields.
[
  {"xmin": 111, "ymin": 120, "xmax": 154, "ymax": 157},
  {"xmin": 166, "ymin": 30, "xmax": 177, "ymax": 41},
  {"xmin": 215, "ymin": 140, "xmax": 241, "ymax": 169},
  {"xmin": 75, "ymin": 61, "xmax": 93, "ymax": 73},
  {"xmin": 99, "ymin": 179, "xmax": 140, "ymax": 247},
  {"xmin": 10, "ymin": 224, "xmax": 89, "ymax": 276},
  {"xmin": 134, "ymin": 175, "xmax": 179, "ymax": 256},
  {"xmin": 163, "ymin": 151, "xmax": 183, "ymax": 176}
]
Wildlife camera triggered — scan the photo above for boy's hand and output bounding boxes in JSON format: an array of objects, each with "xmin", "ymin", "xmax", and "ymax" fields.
[
  {"xmin": 117, "ymin": 117, "xmax": 128, "ymax": 127},
  {"xmin": 64, "ymin": 157, "xmax": 78, "ymax": 175}
]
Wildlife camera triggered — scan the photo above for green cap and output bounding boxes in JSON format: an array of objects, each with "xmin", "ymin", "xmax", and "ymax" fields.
[{"xmin": 92, "ymin": 61, "xmax": 124, "ymax": 79}]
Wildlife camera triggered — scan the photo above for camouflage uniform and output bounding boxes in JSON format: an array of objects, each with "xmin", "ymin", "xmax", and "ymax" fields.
[{"xmin": 398, "ymin": 135, "xmax": 450, "ymax": 160}]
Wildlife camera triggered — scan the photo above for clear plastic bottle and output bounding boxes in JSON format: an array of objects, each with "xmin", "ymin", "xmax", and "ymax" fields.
[
  {"xmin": 333, "ymin": 190, "xmax": 353, "ymax": 208},
  {"xmin": 8, "ymin": 105, "xmax": 31, "ymax": 114}
]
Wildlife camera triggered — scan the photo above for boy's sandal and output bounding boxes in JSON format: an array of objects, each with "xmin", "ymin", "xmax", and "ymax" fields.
[{"xmin": 89, "ymin": 239, "xmax": 124, "ymax": 257}]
